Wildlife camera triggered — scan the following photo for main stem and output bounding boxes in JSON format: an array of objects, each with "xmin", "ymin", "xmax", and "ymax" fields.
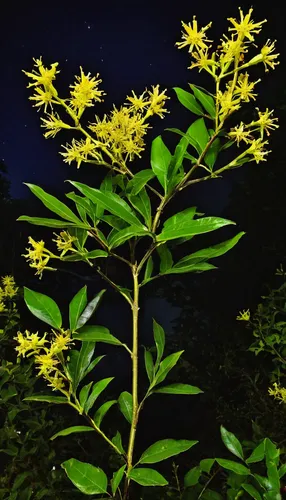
[{"xmin": 124, "ymin": 265, "xmax": 140, "ymax": 499}]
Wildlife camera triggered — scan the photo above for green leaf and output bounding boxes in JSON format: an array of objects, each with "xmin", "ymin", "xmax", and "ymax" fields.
[
  {"xmin": 69, "ymin": 286, "xmax": 87, "ymax": 331},
  {"xmin": 76, "ymin": 289, "xmax": 106, "ymax": 329},
  {"xmin": 61, "ymin": 458, "xmax": 107, "ymax": 495},
  {"xmin": 128, "ymin": 188, "xmax": 152, "ymax": 228},
  {"xmin": 265, "ymin": 438, "xmax": 280, "ymax": 466},
  {"xmin": 279, "ymin": 463, "xmax": 286, "ymax": 479},
  {"xmin": 85, "ymin": 378, "xmax": 114, "ymax": 413},
  {"xmin": 68, "ymin": 226, "xmax": 88, "ymax": 249},
  {"xmin": 139, "ymin": 439, "xmax": 198, "ymax": 464},
  {"xmin": 17, "ymin": 216, "xmax": 88, "ymax": 228},
  {"xmin": 118, "ymin": 391, "xmax": 133, "ymax": 424},
  {"xmin": 190, "ymin": 85, "xmax": 216, "ymax": 119},
  {"xmin": 108, "ymin": 225, "xmax": 149, "ymax": 249},
  {"xmin": 204, "ymin": 137, "xmax": 221, "ymax": 169},
  {"xmin": 126, "ymin": 170, "xmax": 155, "ymax": 195},
  {"xmin": 94, "ymin": 400, "xmax": 117, "ymax": 427},
  {"xmin": 128, "ymin": 468, "xmax": 168, "ymax": 486},
  {"xmin": 165, "ymin": 263, "xmax": 217, "ymax": 275},
  {"xmin": 67, "ymin": 342, "xmax": 95, "ymax": 390},
  {"xmin": 83, "ymin": 355, "xmax": 105, "ymax": 378},
  {"xmin": 200, "ymin": 458, "xmax": 215, "ymax": 473},
  {"xmin": 24, "ymin": 184, "xmax": 82, "ymax": 223},
  {"xmin": 66, "ymin": 191, "xmax": 95, "ymax": 222},
  {"xmin": 165, "ymin": 127, "xmax": 201, "ymax": 155},
  {"xmin": 154, "ymin": 383, "xmax": 203, "ymax": 395},
  {"xmin": 220, "ymin": 426, "xmax": 244, "ymax": 461},
  {"xmin": 172, "ymin": 87, "xmax": 204, "ymax": 116},
  {"xmin": 215, "ymin": 459, "xmax": 250, "ymax": 475},
  {"xmin": 50, "ymin": 426, "xmax": 95, "ymax": 441},
  {"xmin": 68, "ymin": 181, "xmax": 144, "ymax": 228},
  {"xmin": 144, "ymin": 347, "xmax": 154, "ymax": 383},
  {"xmin": 74, "ymin": 325, "xmax": 123, "ymax": 346},
  {"xmin": 246, "ymin": 441, "xmax": 265, "ymax": 464},
  {"xmin": 186, "ymin": 118, "xmax": 209, "ymax": 154},
  {"xmin": 201, "ymin": 489, "xmax": 223, "ymax": 500},
  {"xmin": 79, "ymin": 382, "xmax": 93, "ymax": 409},
  {"xmin": 24, "ymin": 287, "xmax": 62, "ymax": 328},
  {"xmin": 151, "ymin": 136, "xmax": 172, "ymax": 191},
  {"xmin": 23, "ymin": 395, "xmax": 67, "ymax": 404},
  {"xmin": 253, "ymin": 474, "xmax": 272, "ymax": 491},
  {"xmin": 112, "ymin": 431, "xmax": 125, "ymax": 455},
  {"xmin": 153, "ymin": 319, "xmax": 165, "ymax": 370},
  {"xmin": 157, "ymin": 216, "xmax": 235, "ymax": 242},
  {"xmin": 143, "ymin": 256, "xmax": 154, "ymax": 283},
  {"xmin": 184, "ymin": 466, "xmax": 201, "ymax": 487},
  {"xmin": 152, "ymin": 351, "xmax": 184, "ymax": 387},
  {"xmin": 111, "ymin": 465, "xmax": 126, "ymax": 496},
  {"xmin": 11, "ymin": 472, "xmax": 31, "ymax": 491},
  {"xmin": 241, "ymin": 484, "xmax": 262, "ymax": 500},
  {"xmin": 162, "ymin": 207, "xmax": 197, "ymax": 230},
  {"xmin": 157, "ymin": 244, "xmax": 173, "ymax": 273}
]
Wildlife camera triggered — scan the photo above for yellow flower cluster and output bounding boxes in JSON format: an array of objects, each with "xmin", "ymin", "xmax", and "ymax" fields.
[
  {"xmin": 14, "ymin": 328, "xmax": 73, "ymax": 392},
  {"xmin": 236, "ymin": 309, "xmax": 251, "ymax": 321},
  {"xmin": 268, "ymin": 382, "xmax": 286, "ymax": 403},
  {"xmin": 0, "ymin": 276, "xmax": 19, "ymax": 313}
]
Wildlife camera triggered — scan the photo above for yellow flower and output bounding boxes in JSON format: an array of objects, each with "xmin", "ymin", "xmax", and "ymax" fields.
[
  {"xmin": 248, "ymin": 40, "xmax": 279, "ymax": 72},
  {"xmin": 46, "ymin": 372, "xmax": 66, "ymax": 391},
  {"xmin": 41, "ymin": 113, "xmax": 72, "ymax": 138},
  {"xmin": 69, "ymin": 67, "xmax": 106, "ymax": 115},
  {"xmin": 50, "ymin": 329, "xmax": 74, "ymax": 354},
  {"xmin": 14, "ymin": 330, "xmax": 48, "ymax": 357},
  {"xmin": 217, "ymin": 87, "xmax": 241, "ymax": 119},
  {"xmin": 218, "ymin": 35, "xmax": 247, "ymax": 66},
  {"xmin": 0, "ymin": 300, "xmax": 7, "ymax": 313},
  {"xmin": 188, "ymin": 49, "xmax": 218, "ymax": 74},
  {"xmin": 228, "ymin": 122, "xmax": 252, "ymax": 145},
  {"xmin": 227, "ymin": 8, "xmax": 266, "ymax": 42},
  {"xmin": 251, "ymin": 108, "xmax": 279, "ymax": 138},
  {"xmin": 269, "ymin": 383, "xmax": 286, "ymax": 403},
  {"xmin": 145, "ymin": 85, "xmax": 170, "ymax": 119},
  {"xmin": 60, "ymin": 137, "xmax": 103, "ymax": 168},
  {"xmin": 125, "ymin": 89, "xmax": 151, "ymax": 113},
  {"xmin": 23, "ymin": 57, "xmax": 59, "ymax": 90},
  {"xmin": 236, "ymin": 309, "xmax": 250, "ymax": 321},
  {"xmin": 0, "ymin": 276, "xmax": 18, "ymax": 299},
  {"xmin": 29, "ymin": 87, "xmax": 55, "ymax": 112},
  {"xmin": 246, "ymin": 138, "xmax": 270, "ymax": 164},
  {"xmin": 176, "ymin": 16, "xmax": 213, "ymax": 53},
  {"xmin": 35, "ymin": 351, "xmax": 59, "ymax": 376},
  {"xmin": 2, "ymin": 276, "xmax": 16, "ymax": 287},
  {"xmin": 52, "ymin": 231, "xmax": 77, "ymax": 256},
  {"xmin": 23, "ymin": 237, "xmax": 56, "ymax": 278},
  {"xmin": 233, "ymin": 73, "xmax": 260, "ymax": 102}
]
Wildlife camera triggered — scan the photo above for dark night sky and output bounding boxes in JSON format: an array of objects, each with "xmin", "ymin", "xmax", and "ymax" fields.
[{"xmin": 0, "ymin": 0, "xmax": 285, "ymax": 206}]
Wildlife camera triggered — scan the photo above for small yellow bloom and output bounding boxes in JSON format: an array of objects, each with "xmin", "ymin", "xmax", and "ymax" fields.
[
  {"xmin": 125, "ymin": 89, "xmax": 151, "ymax": 113},
  {"xmin": 35, "ymin": 351, "xmax": 59, "ymax": 376},
  {"xmin": 248, "ymin": 40, "xmax": 279, "ymax": 72},
  {"xmin": 14, "ymin": 330, "xmax": 48, "ymax": 357},
  {"xmin": 188, "ymin": 48, "xmax": 218, "ymax": 73},
  {"xmin": 41, "ymin": 113, "xmax": 72, "ymax": 138},
  {"xmin": 236, "ymin": 309, "xmax": 251, "ymax": 321},
  {"xmin": 29, "ymin": 87, "xmax": 55, "ymax": 112},
  {"xmin": 0, "ymin": 300, "xmax": 7, "ymax": 313},
  {"xmin": 60, "ymin": 137, "xmax": 103, "ymax": 168},
  {"xmin": 50, "ymin": 329, "xmax": 74, "ymax": 354},
  {"xmin": 46, "ymin": 372, "xmax": 66, "ymax": 391},
  {"xmin": 228, "ymin": 122, "xmax": 252, "ymax": 145},
  {"xmin": 217, "ymin": 87, "xmax": 241, "ymax": 119},
  {"xmin": 145, "ymin": 85, "xmax": 170, "ymax": 119},
  {"xmin": 251, "ymin": 108, "xmax": 279, "ymax": 138},
  {"xmin": 269, "ymin": 383, "xmax": 286, "ymax": 403},
  {"xmin": 247, "ymin": 138, "xmax": 270, "ymax": 163},
  {"xmin": 233, "ymin": 73, "xmax": 260, "ymax": 102},
  {"xmin": 69, "ymin": 67, "xmax": 106, "ymax": 114},
  {"xmin": 227, "ymin": 8, "xmax": 266, "ymax": 42},
  {"xmin": 52, "ymin": 231, "xmax": 77, "ymax": 256},
  {"xmin": 218, "ymin": 35, "xmax": 247, "ymax": 66},
  {"xmin": 23, "ymin": 57, "xmax": 59, "ymax": 89},
  {"xmin": 23, "ymin": 237, "xmax": 56, "ymax": 278},
  {"xmin": 176, "ymin": 16, "xmax": 213, "ymax": 53}
]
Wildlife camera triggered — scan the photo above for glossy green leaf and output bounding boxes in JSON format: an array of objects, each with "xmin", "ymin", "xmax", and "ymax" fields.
[
  {"xmin": 190, "ymin": 85, "xmax": 216, "ymax": 119},
  {"xmin": 67, "ymin": 342, "xmax": 95, "ymax": 390},
  {"xmin": 246, "ymin": 441, "xmax": 265, "ymax": 464},
  {"xmin": 157, "ymin": 216, "xmax": 235, "ymax": 242},
  {"xmin": 154, "ymin": 383, "xmax": 203, "ymax": 395},
  {"xmin": 69, "ymin": 286, "xmax": 87, "ymax": 331},
  {"xmin": 157, "ymin": 244, "xmax": 173, "ymax": 273},
  {"xmin": 278, "ymin": 463, "xmax": 286, "ymax": 479},
  {"xmin": 165, "ymin": 127, "xmax": 201, "ymax": 154},
  {"xmin": 76, "ymin": 289, "xmax": 106, "ymax": 329},
  {"xmin": 23, "ymin": 395, "xmax": 67, "ymax": 404},
  {"xmin": 139, "ymin": 438, "xmax": 198, "ymax": 464},
  {"xmin": 95, "ymin": 172, "xmax": 113, "ymax": 219},
  {"xmin": 24, "ymin": 183, "xmax": 82, "ymax": 223},
  {"xmin": 111, "ymin": 465, "xmax": 126, "ymax": 495},
  {"xmin": 126, "ymin": 170, "xmax": 155, "ymax": 195},
  {"xmin": 74, "ymin": 325, "xmax": 123, "ymax": 346},
  {"xmin": 253, "ymin": 474, "xmax": 273, "ymax": 491},
  {"xmin": 108, "ymin": 225, "xmax": 149, "ymax": 249},
  {"xmin": 172, "ymin": 87, "xmax": 204, "ymax": 116},
  {"xmin": 66, "ymin": 191, "xmax": 95, "ymax": 222},
  {"xmin": 118, "ymin": 391, "xmax": 133, "ymax": 424},
  {"xmin": 68, "ymin": 226, "xmax": 88, "ymax": 249},
  {"xmin": 265, "ymin": 438, "xmax": 280, "ymax": 466},
  {"xmin": 184, "ymin": 466, "xmax": 201, "ymax": 487},
  {"xmin": 50, "ymin": 426, "xmax": 94, "ymax": 441},
  {"xmin": 164, "ymin": 262, "xmax": 217, "ymax": 275},
  {"xmin": 24, "ymin": 287, "xmax": 62, "ymax": 328},
  {"xmin": 102, "ymin": 214, "xmax": 128, "ymax": 230},
  {"xmin": 186, "ymin": 118, "xmax": 209, "ymax": 153},
  {"xmin": 168, "ymin": 136, "xmax": 188, "ymax": 183},
  {"xmin": 94, "ymin": 400, "xmax": 117, "ymax": 427},
  {"xmin": 143, "ymin": 256, "xmax": 154, "ymax": 283},
  {"xmin": 128, "ymin": 468, "xmax": 168, "ymax": 486},
  {"xmin": 151, "ymin": 136, "xmax": 172, "ymax": 191},
  {"xmin": 68, "ymin": 181, "xmax": 144, "ymax": 228},
  {"xmin": 200, "ymin": 458, "xmax": 215, "ymax": 473},
  {"xmin": 162, "ymin": 207, "xmax": 196, "ymax": 230},
  {"xmin": 83, "ymin": 355, "xmax": 105, "ymax": 378},
  {"xmin": 241, "ymin": 484, "xmax": 262, "ymax": 500},
  {"xmin": 85, "ymin": 378, "xmax": 114, "ymax": 413},
  {"xmin": 220, "ymin": 426, "xmax": 244, "ymax": 461},
  {"xmin": 152, "ymin": 351, "xmax": 184, "ymax": 387},
  {"xmin": 17, "ymin": 216, "xmax": 88, "ymax": 228},
  {"xmin": 144, "ymin": 347, "xmax": 154, "ymax": 383},
  {"xmin": 112, "ymin": 431, "xmax": 125, "ymax": 455},
  {"xmin": 79, "ymin": 382, "xmax": 93, "ymax": 409},
  {"xmin": 128, "ymin": 188, "xmax": 152, "ymax": 228},
  {"xmin": 216, "ymin": 459, "xmax": 250, "ymax": 475},
  {"xmin": 153, "ymin": 319, "xmax": 165, "ymax": 370},
  {"xmin": 61, "ymin": 458, "xmax": 107, "ymax": 495},
  {"xmin": 204, "ymin": 137, "xmax": 221, "ymax": 169},
  {"xmin": 11, "ymin": 472, "xmax": 31, "ymax": 491},
  {"xmin": 201, "ymin": 489, "xmax": 223, "ymax": 500}
]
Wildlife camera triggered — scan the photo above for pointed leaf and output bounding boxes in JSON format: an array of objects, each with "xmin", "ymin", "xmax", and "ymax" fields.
[
  {"xmin": 172, "ymin": 87, "xmax": 204, "ymax": 116},
  {"xmin": 184, "ymin": 466, "xmax": 201, "ymax": 487},
  {"xmin": 76, "ymin": 289, "xmax": 106, "ymax": 329},
  {"xmin": 94, "ymin": 400, "xmax": 117, "ymax": 427},
  {"xmin": 165, "ymin": 262, "xmax": 217, "ymax": 275},
  {"xmin": 67, "ymin": 342, "xmax": 95, "ymax": 389},
  {"xmin": 111, "ymin": 465, "xmax": 126, "ymax": 496},
  {"xmin": 112, "ymin": 431, "xmax": 125, "ymax": 455},
  {"xmin": 220, "ymin": 426, "xmax": 244, "ymax": 461},
  {"xmin": 128, "ymin": 468, "xmax": 168, "ymax": 486},
  {"xmin": 24, "ymin": 184, "xmax": 82, "ymax": 223},
  {"xmin": 216, "ymin": 459, "xmax": 250, "ymax": 475},
  {"xmin": 17, "ymin": 216, "xmax": 88, "ymax": 228},
  {"xmin": 128, "ymin": 188, "xmax": 152, "ymax": 228},
  {"xmin": 157, "ymin": 244, "xmax": 173, "ymax": 273},
  {"xmin": 241, "ymin": 484, "xmax": 262, "ymax": 500},
  {"xmin": 139, "ymin": 438, "xmax": 198, "ymax": 464},
  {"xmin": 153, "ymin": 319, "xmax": 165, "ymax": 370},
  {"xmin": 246, "ymin": 441, "xmax": 265, "ymax": 464},
  {"xmin": 83, "ymin": 355, "xmax": 105, "ymax": 378},
  {"xmin": 190, "ymin": 85, "xmax": 216, "ymax": 119},
  {"xmin": 69, "ymin": 286, "xmax": 87, "ymax": 331},
  {"xmin": 151, "ymin": 136, "xmax": 172, "ymax": 191},
  {"xmin": 144, "ymin": 348, "xmax": 154, "ymax": 383},
  {"xmin": 85, "ymin": 378, "xmax": 114, "ymax": 413},
  {"xmin": 74, "ymin": 325, "xmax": 123, "ymax": 346},
  {"xmin": 152, "ymin": 351, "xmax": 184, "ymax": 387},
  {"xmin": 165, "ymin": 128, "xmax": 201, "ymax": 154},
  {"xmin": 200, "ymin": 459, "xmax": 215, "ymax": 473},
  {"xmin": 126, "ymin": 170, "xmax": 155, "ymax": 195},
  {"xmin": 79, "ymin": 382, "xmax": 93, "ymax": 409},
  {"xmin": 61, "ymin": 458, "xmax": 107, "ymax": 495},
  {"xmin": 162, "ymin": 207, "xmax": 197, "ymax": 230},
  {"xmin": 68, "ymin": 181, "xmax": 144, "ymax": 228},
  {"xmin": 108, "ymin": 225, "xmax": 149, "ymax": 249},
  {"xmin": 187, "ymin": 118, "xmax": 209, "ymax": 153},
  {"xmin": 50, "ymin": 426, "xmax": 95, "ymax": 441},
  {"xmin": 205, "ymin": 137, "xmax": 221, "ymax": 169},
  {"xmin": 118, "ymin": 391, "xmax": 133, "ymax": 424},
  {"xmin": 154, "ymin": 383, "xmax": 203, "ymax": 395},
  {"xmin": 157, "ymin": 216, "xmax": 235, "ymax": 242},
  {"xmin": 23, "ymin": 395, "xmax": 67, "ymax": 404},
  {"xmin": 24, "ymin": 287, "xmax": 62, "ymax": 328},
  {"xmin": 144, "ymin": 256, "xmax": 154, "ymax": 283}
]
